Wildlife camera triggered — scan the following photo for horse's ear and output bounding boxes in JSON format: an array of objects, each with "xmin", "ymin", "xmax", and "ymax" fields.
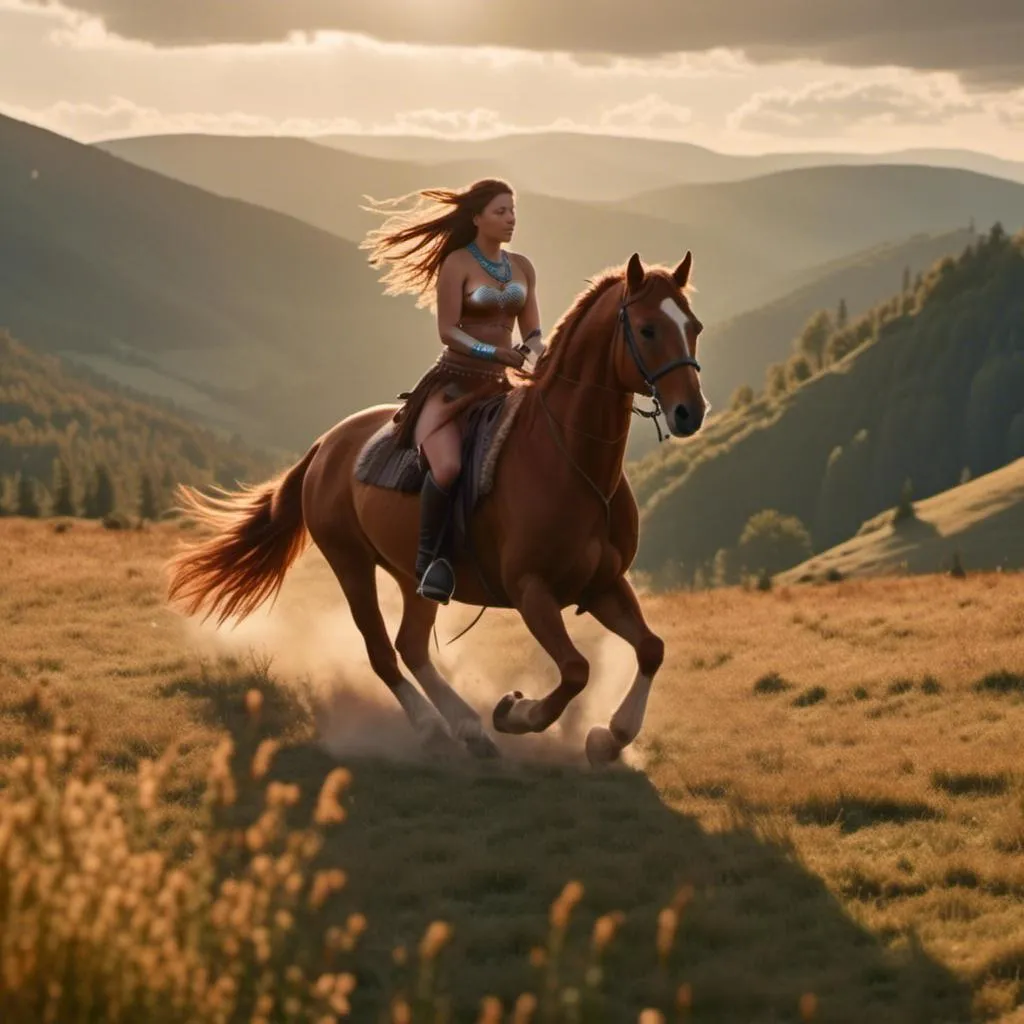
[
  {"xmin": 672, "ymin": 251, "xmax": 693, "ymax": 288},
  {"xmin": 626, "ymin": 252, "xmax": 646, "ymax": 294}
]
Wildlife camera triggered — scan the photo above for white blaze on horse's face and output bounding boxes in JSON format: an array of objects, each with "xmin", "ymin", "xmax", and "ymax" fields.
[
  {"xmin": 657, "ymin": 295, "xmax": 707, "ymax": 437},
  {"xmin": 659, "ymin": 297, "xmax": 693, "ymax": 359}
]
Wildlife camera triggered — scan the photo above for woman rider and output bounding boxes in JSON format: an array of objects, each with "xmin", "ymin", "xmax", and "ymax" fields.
[{"xmin": 361, "ymin": 179, "xmax": 544, "ymax": 604}]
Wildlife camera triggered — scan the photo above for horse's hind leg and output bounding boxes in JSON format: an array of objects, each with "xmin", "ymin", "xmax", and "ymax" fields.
[
  {"xmin": 493, "ymin": 575, "xmax": 590, "ymax": 735},
  {"xmin": 392, "ymin": 575, "xmax": 501, "ymax": 759},
  {"xmin": 321, "ymin": 546, "xmax": 461, "ymax": 758},
  {"xmin": 582, "ymin": 574, "xmax": 665, "ymax": 767}
]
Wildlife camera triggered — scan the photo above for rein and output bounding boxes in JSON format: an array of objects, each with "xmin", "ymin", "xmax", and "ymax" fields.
[
  {"xmin": 439, "ymin": 279, "xmax": 703, "ymax": 649},
  {"xmin": 538, "ymin": 387, "xmax": 618, "ymax": 531},
  {"xmin": 535, "ymin": 284, "xmax": 703, "ymax": 527}
]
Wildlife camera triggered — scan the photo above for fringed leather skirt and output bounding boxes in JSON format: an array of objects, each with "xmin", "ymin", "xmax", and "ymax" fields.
[{"xmin": 392, "ymin": 349, "xmax": 512, "ymax": 449}]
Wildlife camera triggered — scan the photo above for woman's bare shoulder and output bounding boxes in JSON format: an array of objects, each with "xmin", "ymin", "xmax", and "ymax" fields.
[
  {"xmin": 438, "ymin": 248, "xmax": 471, "ymax": 279},
  {"xmin": 507, "ymin": 250, "xmax": 536, "ymax": 278}
]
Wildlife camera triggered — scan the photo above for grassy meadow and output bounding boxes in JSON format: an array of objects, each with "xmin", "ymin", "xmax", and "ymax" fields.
[{"xmin": 2, "ymin": 517, "xmax": 1024, "ymax": 1022}]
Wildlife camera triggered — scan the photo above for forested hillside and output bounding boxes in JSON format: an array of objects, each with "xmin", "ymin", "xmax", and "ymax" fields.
[
  {"xmin": 631, "ymin": 224, "xmax": 1024, "ymax": 584},
  {"xmin": 0, "ymin": 113, "xmax": 430, "ymax": 452},
  {"xmin": 701, "ymin": 228, "xmax": 977, "ymax": 412},
  {"xmin": 0, "ymin": 333, "xmax": 283, "ymax": 519}
]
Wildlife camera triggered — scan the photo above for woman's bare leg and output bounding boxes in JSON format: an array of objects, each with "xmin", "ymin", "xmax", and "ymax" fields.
[{"xmin": 414, "ymin": 393, "xmax": 463, "ymax": 489}]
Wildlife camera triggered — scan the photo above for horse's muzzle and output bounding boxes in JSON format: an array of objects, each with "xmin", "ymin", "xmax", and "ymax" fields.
[{"xmin": 670, "ymin": 402, "xmax": 705, "ymax": 437}]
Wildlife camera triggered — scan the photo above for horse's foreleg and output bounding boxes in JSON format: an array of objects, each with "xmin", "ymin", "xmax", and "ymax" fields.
[
  {"xmin": 583, "ymin": 575, "xmax": 665, "ymax": 766},
  {"xmin": 493, "ymin": 575, "xmax": 590, "ymax": 734},
  {"xmin": 324, "ymin": 549, "xmax": 461, "ymax": 758},
  {"xmin": 393, "ymin": 575, "xmax": 500, "ymax": 759}
]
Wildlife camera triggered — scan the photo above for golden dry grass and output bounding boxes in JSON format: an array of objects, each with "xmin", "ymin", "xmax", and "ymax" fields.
[{"xmin": 2, "ymin": 517, "xmax": 1024, "ymax": 1022}]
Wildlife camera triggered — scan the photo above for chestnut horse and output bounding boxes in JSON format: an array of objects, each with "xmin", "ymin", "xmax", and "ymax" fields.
[{"xmin": 166, "ymin": 252, "xmax": 707, "ymax": 766}]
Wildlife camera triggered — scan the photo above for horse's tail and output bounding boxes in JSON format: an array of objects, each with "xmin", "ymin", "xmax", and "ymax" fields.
[{"xmin": 166, "ymin": 443, "xmax": 321, "ymax": 626}]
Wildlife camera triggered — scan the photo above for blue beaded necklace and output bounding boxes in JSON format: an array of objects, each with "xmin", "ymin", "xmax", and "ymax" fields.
[{"xmin": 467, "ymin": 240, "xmax": 512, "ymax": 285}]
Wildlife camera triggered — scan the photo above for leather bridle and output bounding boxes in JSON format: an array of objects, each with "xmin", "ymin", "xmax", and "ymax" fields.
[{"xmin": 617, "ymin": 285, "xmax": 702, "ymax": 443}]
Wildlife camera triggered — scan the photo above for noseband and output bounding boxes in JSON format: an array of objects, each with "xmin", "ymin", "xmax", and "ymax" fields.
[{"xmin": 618, "ymin": 287, "xmax": 702, "ymax": 443}]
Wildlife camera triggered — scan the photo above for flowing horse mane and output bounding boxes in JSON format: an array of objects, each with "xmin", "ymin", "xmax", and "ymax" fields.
[{"xmin": 527, "ymin": 268, "xmax": 625, "ymax": 386}]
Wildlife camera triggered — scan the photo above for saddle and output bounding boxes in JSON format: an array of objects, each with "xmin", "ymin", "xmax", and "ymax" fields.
[{"xmin": 353, "ymin": 387, "xmax": 527, "ymax": 552}]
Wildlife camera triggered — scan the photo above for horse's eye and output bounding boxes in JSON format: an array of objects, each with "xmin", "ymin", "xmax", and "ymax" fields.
[{"xmin": 640, "ymin": 325, "xmax": 655, "ymax": 340}]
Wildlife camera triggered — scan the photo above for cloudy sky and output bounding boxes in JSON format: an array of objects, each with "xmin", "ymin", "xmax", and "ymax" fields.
[{"xmin": 2, "ymin": 0, "xmax": 1023, "ymax": 157}]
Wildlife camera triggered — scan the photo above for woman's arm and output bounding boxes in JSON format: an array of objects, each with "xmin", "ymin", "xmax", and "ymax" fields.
[
  {"xmin": 436, "ymin": 253, "xmax": 522, "ymax": 366},
  {"xmin": 513, "ymin": 254, "xmax": 543, "ymax": 358}
]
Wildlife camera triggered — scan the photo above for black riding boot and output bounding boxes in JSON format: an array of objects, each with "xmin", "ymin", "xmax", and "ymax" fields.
[{"xmin": 415, "ymin": 470, "xmax": 456, "ymax": 604}]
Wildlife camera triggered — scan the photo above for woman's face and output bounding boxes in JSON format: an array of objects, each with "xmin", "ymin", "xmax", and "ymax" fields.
[{"xmin": 475, "ymin": 192, "xmax": 516, "ymax": 243}]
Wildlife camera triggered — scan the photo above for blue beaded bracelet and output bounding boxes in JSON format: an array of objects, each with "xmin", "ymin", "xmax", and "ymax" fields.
[{"xmin": 471, "ymin": 341, "xmax": 498, "ymax": 360}]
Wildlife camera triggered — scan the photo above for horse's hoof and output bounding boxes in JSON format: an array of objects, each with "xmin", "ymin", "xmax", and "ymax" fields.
[
  {"xmin": 461, "ymin": 727, "xmax": 502, "ymax": 760},
  {"xmin": 492, "ymin": 691, "xmax": 535, "ymax": 735},
  {"xmin": 585, "ymin": 726, "xmax": 622, "ymax": 767},
  {"xmin": 420, "ymin": 720, "xmax": 465, "ymax": 760}
]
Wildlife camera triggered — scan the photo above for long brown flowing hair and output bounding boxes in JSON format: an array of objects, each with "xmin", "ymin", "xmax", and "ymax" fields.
[{"xmin": 359, "ymin": 178, "xmax": 515, "ymax": 309}]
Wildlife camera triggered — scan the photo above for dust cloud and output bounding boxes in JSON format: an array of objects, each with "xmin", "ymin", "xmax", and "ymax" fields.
[{"xmin": 177, "ymin": 547, "xmax": 648, "ymax": 770}]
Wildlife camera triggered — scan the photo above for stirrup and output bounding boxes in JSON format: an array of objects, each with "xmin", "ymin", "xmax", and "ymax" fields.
[{"xmin": 417, "ymin": 557, "xmax": 455, "ymax": 604}]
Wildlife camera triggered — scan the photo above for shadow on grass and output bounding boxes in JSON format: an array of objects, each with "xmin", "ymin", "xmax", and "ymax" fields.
[
  {"xmin": 159, "ymin": 668, "xmax": 310, "ymax": 740},
  {"xmin": 195, "ymin": 677, "xmax": 973, "ymax": 1024},
  {"xmin": 794, "ymin": 794, "xmax": 943, "ymax": 834}
]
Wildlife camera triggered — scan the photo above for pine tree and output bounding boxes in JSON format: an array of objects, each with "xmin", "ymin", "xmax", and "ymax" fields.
[
  {"xmin": 85, "ymin": 464, "xmax": 116, "ymax": 518},
  {"xmin": 138, "ymin": 473, "xmax": 160, "ymax": 521},
  {"xmin": 765, "ymin": 364, "xmax": 788, "ymax": 398},
  {"xmin": 51, "ymin": 458, "xmax": 76, "ymax": 517},
  {"xmin": 786, "ymin": 354, "xmax": 813, "ymax": 387},
  {"xmin": 902, "ymin": 265, "xmax": 912, "ymax": 294},
  {"xmin": 16, "ymin": 474, "xmax": 41, "ymax": 518},
  {"xmin": 836, "ymin": 297, "xmax": 848, "ymax": 330},
  {"xmin": 797, "ymin": 310, "xmax": 832, "ymax": 372},
  {"xmin": 892, "ymin": 478, "xmax": 916, "ymax": 526}
]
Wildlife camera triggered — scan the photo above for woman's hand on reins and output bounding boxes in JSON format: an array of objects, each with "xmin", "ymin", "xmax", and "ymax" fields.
[{"xmin": 501, "ymin": 347, "xmax": 528, "ymax": 370}]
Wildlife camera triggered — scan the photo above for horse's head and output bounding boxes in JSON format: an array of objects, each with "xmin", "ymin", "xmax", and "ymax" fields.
[{"xmin": 615, "ymin": 252, "xmax": 707, "ymax": 438}]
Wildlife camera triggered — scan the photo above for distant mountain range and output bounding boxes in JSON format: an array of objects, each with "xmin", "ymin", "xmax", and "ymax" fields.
[
  {"xmin": 98, "ymin": 135, "xmax": 1024, "ymax": 333},
  {"xmin": 94, "ymin": 130, "xmax": 1024, "ymax": 464},
  {"xmin": 313, "ymin": 131, "xmax": 1024, "ymax": 197},
  {"xmin": 5, "ymin": 112, "xmax": 1024, "ymax": 523}
]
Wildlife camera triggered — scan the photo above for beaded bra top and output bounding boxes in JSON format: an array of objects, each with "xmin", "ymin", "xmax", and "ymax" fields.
[
  {"xmin": 462, "ymin": 282, "xmax": 528, "ymax": 316},
  {"xmin": 460, "ymin": 241, "xmax": 527, "ymax": 318}
]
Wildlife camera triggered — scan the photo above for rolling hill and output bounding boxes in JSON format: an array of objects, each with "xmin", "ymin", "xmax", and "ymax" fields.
[
  {"xmin": 0, "ymin": 113, "xmax": 439, "ymax": 452},
  {"xmin": 315, "ymin": 131, "xmax": 1024, "ymax": 195},
  {"xmin": 98, "ymin": 134, "xmax": 1024, "ymax": 340},
  {"xmin": 630, "ymin": 224, "xmax": 1024, "ymax": 582},
  {"xmin": 13, "ymin": 113, "xmax": 1024, "ymax": 480},
  {"xmin": 0, "ymin": 330, "xmax": 280, "ymax": 515},
  {"xmin": 96, "ymin": 135, "xmax": 446, "ymax": 246},
  {"xmin": 611, "ymin": 165, "xmax": 1024, "ymax": 286},
  {"xmin": 776, "ymin": 456, "xmax": 1024, "ymax": 583},
  {"xmin": 99, "ymin": 132, "xmax": 798, "ymax": 322}
]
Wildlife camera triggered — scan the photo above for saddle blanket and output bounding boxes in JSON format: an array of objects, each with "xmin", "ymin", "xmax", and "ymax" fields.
[{"xmin": 353, "ymin": 385, "xmax": 527, "ymax": 518}]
